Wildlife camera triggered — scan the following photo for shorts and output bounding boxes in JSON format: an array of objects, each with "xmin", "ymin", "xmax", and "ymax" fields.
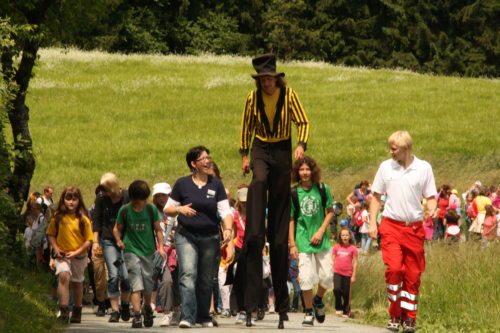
[
  {"xmin": 298, "ymin": 251, "xmax": 333, "ymax": 290},
  {"xmin": 55, "ymin": 256, "xmax": 88, "ymax": 283},
  {"xmin": 125, "ymin": 252, "xmax": 154, "ymax": 293}
]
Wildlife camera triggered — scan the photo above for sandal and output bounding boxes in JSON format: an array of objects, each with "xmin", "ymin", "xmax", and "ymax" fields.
[{"xmin": 386, "ymin": 317, "xmax": 401, "ymax": 332}]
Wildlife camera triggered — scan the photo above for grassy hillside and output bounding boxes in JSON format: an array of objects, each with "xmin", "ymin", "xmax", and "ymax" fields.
[{"xmin": 27, "ymin": 49, "xmax": 499, "ymax": 202}]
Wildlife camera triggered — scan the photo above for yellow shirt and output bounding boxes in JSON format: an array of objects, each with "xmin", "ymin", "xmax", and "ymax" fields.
[
  {"xmin": 262, "ymin": 87, "xmax": 280, "ymax": 124},
  {"xmin": 47, "ymin": 214, "xmax": 93, "ymax": 253},
  {"xmin": 474, "ymin": 195, "xmax": 492, "ymax": 213}
]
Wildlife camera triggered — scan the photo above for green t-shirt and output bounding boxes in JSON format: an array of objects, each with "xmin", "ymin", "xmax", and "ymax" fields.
[
  {"xmin": 117, "ymin": 203, "xmax": 161, "ymax": 257},
  {"xmin": 291, "ymin": 184, "xmax": 334, "ymax": 253}
]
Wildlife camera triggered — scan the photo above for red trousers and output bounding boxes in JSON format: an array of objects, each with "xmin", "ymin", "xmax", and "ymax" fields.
[{"xmin": 379, "ymin": 217, "xmax": 425, "ymax": 320}]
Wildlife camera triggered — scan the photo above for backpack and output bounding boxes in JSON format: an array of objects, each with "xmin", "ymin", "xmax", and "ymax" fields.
[
  {"xmin": 290, "ymin": 183, "xmax": 328, "ymax": 222},
  {"xmin": 119, "ymin": 203, "xmax": 157, "ymax": 239}
]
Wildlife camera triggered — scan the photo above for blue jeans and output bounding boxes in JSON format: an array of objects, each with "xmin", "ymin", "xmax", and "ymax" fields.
[
  {"xmin": 175, "ymin": 227, "xmax": 220, "ymax": 324},
  {"xmin": 361, "ymin": 233, "xmax": 372, "ymax": 252},
  {"xmin": 101, "ymin": 238, "xmax": 131, "ymax": 298}
]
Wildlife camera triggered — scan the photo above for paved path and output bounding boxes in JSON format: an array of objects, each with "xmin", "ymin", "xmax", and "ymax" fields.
[{"xmin": 64, "ymin": 306, "xmax": 386, "ymax": 333}]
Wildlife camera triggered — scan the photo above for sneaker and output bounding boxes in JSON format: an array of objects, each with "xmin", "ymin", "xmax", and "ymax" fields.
[
  {"xmin": 142, "ymin": 304, "xmax": 154, "ymax": 328},
  {"xmin": 312, "ymin": 297, "xmax": 326, "ymax": 323},
  {"xmin": 342, "ymin": 311, "xmax": 352, "ymax": 318},
  {"xmin": 120, "ymin": 303, "xmax": 131, "ymax": 321},
  {"xmin": 268, "ymin": 304, "xmax": 275, "ymax": 313},
  {"xmin": 201, "ymin": 321, "xmax": 214, "ymax": 328},
  {"xmin": 402, "ymin": 318, "xmax": 416, "ymax": 333},
  {"xmin": 96, "ymin": 302, "xmax": 106, "ymax": 317},
  {"xmin": 132, "ymin": 313, "xmax": 143, "ymax": 328},
  {"xmin": 108, "ymin": 310, "xmax": 120, "ymax": 323},
  {"xmin": 160, "ymin": 313, "xmax": 172, "ymax": 327},
  {"xmin": 179, "ymin": 320, "xmax": 192, "ymax": 328},
  {"xmin": 302, "ymin": 311, "xmax": 314, "ymax": 327},
  {"xmin": 171, "ymin": 311, "xmax": 181, "ymax": 326},
  {"xmin": 386, "ymin": 317, "xmax": 401, "ymax": 332},
  {"xmin": 335, "ymin": 310, "xmax": 343, "ymax": 316},
  {"xmin": 220, "ymin": 309, "xmax": 231, "ymax": 318},
  {"xmin": 235, "ymin": 312, "xmax": 246, "ymax": 325}
]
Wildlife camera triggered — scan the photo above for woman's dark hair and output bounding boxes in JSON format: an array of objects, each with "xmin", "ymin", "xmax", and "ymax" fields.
[
  {"xmin": 292, "ymin": 155, "xmax": 321, "ymax": 184},
  {"xmin": 210, "ymin": 160, "xmax": 221, "ymax": 179},
  {"xmin": 439, "ymin": 184, "xmax": 451, "ymax": 198},
  {"xmin": 128, "ymin": 180, "xmax": 151, "ymax": 200},
  {"xmin": 255, "ymin": 75, "xmax": 287, "ymax": 90},
  {"xmin": 186, "ymin": 145, "xmax": 210, "ymax": 172}
]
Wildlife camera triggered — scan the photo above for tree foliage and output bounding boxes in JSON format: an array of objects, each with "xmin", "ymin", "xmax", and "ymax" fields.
[{"xmin": 35, "ymin": 0, "xmax": 498, "ymax": 76}]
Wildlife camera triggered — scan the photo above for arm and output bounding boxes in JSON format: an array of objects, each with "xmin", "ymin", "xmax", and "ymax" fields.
[
  {"xmin": 351, "ymin": 255, "xmax": 358, "ymax": 283},
  {"xmin": 164, "ymin": 197, "xmax": 196, "ymax": 217},
  {"xmin": 48, "ymin": 235, "xmax": 64, "ymax": 258},
  {"xmin": 426, "ymin": 197, "xmax": 437, "ymax": 219},
  {"xmin": 369, "ymin": 192, "xmax": 382, "ymax": 239},
  {"xmin": 113, "ymin": 223, "xmax": 125, "ymax": 250},
  {"xmin": 288, "ymin": 219, "xmax": 298, "ymax": 259},
  {"xmin": 92, "ymin": 197, "xmax": 103, "ymax": 252},
  {"xmin": 66, "ymin": 240, "xmax": 92, "ymax": 258},
  {"xmin": 310, "ymin": 208, "xmax": 334, "ymax": 245},
  {"xmin": 346, "ymin": 192, "xmax": 355, "ymax": 206},
  {"xmin": 240, "ymin": 92, "xmax": 256, "ymax": 174},
  {"xmin": 289, "ymin": 89, "xmax": 310, "ymax": 160},
  {"xmin": 154, "ymin": 221, "xmax": 166, "ymax": 259},
  {"xmin": 221, "ymin": 212, "xmax": 234, "ymax": 262}
]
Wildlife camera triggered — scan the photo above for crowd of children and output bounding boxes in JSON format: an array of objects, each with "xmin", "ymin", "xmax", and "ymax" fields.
[{"xmin": 22, "ymin": 157, "xmax": 499, "ymax": 329}]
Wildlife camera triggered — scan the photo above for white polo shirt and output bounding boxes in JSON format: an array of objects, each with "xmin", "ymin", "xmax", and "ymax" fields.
[{"xmin": 371, "ymin": 156, "xmax": 437, "ymax": 223}]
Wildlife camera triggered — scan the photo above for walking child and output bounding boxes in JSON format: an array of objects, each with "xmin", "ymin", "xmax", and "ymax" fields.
[
  {"xmin": 113, "ymin": 180, "xmax": 166, "ymax": 328},
  {"xmin": 332, "ymin": 228, "xmax": 358, "ymax": 318},
  {"xmin": 47, "ymin": 187, "xmax": 93, "ymax": 324},
  {"xmin": 288, "ymin": 156, "xmax": 334, "ymax": 326}
]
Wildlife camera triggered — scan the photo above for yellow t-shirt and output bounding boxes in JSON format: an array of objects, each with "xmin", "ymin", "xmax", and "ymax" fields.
[
  {"xmin": 262, "ymin": 87, "xmax": 281, "ymax": 123},
  {"xmin": 474, "ymin": 195, "xmax": 492, "ymax": 213},
  {"xmin": 47, "ymin": 214, "xmax": 93, "ymax": 253}
]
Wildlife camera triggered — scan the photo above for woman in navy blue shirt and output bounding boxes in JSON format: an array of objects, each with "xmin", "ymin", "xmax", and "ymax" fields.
[{"xmin": 164, "ymin": 146, "xmax": 234, "ymax": 328}]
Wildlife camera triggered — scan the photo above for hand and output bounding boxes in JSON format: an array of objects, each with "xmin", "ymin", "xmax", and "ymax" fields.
[
  {"xmin": 92, "ymin": 242, "xmax": 102, "ymax": 256},
  {"xmin": 310, "ymin": 229, "xmax": 324, "ymax": 245},
  {"xmin": 158, "ymin": 247, "xmax": 166, "ymax": 260},
  {"xmin": 294, "ymin": 145, "xmax": 305, "ymax": 160},
  {"xmin": 351, "ymin": 276, "xmax": 356, "ymax": 283},
  {"xmin": 289, "ymin": 245, "xmax": 298, "ymax": 260},
  {"xmin": 241, "ymin": 156, "xmax": 250, "ymax": 176},
  {"xmin": 49, "ymin": 258, "xmax": 56, "ymax": 271},
  {"xmin": 116, "ymin": 239, "xmax": 125, "ymax": 250},
  {"xmin": 222, "ymin": 229, "xmax": 233, "ymax": 245},
  {"xmin": 65, "ymin": 250, "xmax": 79, "ymax": 258},
  {"xmin": 225, "ymin": 242, "xmax": 235, "ymax": 263},
  {"xmin": 52, "ymin": 247, "xmax": 64, "ymax": 259},
  {"xmin": 179, "ymin": 203, "xmax": 196, "ymax": 217},
  {"xmin": 368, "ymin": 224, "xmax": 378, "ymax": 239}
]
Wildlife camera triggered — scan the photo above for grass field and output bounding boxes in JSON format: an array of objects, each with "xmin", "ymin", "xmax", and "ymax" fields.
[
  {"xmin": 10, "ymin": 48, "xmax": 499, "ymax": 332},
  {"xmin": 27, "ymin": 48, "xmax": 499, "ymax": 202}
]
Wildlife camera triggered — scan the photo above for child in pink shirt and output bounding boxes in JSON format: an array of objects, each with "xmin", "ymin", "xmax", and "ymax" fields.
[{"xmin": 332, "ymin": 228, "xmax": 358, "ymax": 317}]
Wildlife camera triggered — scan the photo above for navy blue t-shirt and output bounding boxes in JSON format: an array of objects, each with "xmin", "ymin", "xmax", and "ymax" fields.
[{"xmin": 170, "ymin": 175, "xmax": 227, "ymax": 235}]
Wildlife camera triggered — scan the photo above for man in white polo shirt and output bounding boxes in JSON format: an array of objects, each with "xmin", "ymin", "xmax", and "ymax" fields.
[{"xmin": 369, "ymin": 130, "xmax": 437, "ymax": 333}]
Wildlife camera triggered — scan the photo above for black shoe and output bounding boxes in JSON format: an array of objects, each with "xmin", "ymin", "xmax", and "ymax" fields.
[
  {"xmin": 70, "ymin": 306, "xmax": 82, "ymax": 323},
  {"xmin": 120, "ymin": 303, "xmax": 130, "ymax": 321},
  {"xmin": 143, "ymin": 304, "xmax": 154, "ymax": 328},
  {"xmin": 132, "ymin": 313, "xmax": 143, "ymax": 328},
  {"xmin": 59, "ymin": 306, "xmax": 70, "ymax": 324},
  {"xmin": 108, "ymin": 311, "xmax": 120, "ymax": 323},
  {"xmin": 96, "ymin": 302, "xmax": 106, "ymax": 317},
  {"xmin": 246, "ymin": 315, "xmax": 253, "ymax": 327},
  {"xmin": 257, "ymin": 308, "xmax": 265, "ymax": 321},
  {"xmin": 313, "ymin": 297, "xmax": 326, "ymax": 323},
  {"xmin": 278, "ymin": 312, "xmax": 287, "ymax": 329}
]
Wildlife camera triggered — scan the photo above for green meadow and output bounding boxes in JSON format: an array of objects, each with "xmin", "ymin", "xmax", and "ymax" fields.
[
  {"xmin": 8, "ymin": 48, "xmax": 497, "ymax": 332},
  {"xmin": 28, "ymin": 49, "xmax": 499, "ymax": 202}
]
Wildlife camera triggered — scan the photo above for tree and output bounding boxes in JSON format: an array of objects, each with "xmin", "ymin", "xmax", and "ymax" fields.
[{"xmin": 0, "ymin": 1, "xmax": 55, "ymax": 240}]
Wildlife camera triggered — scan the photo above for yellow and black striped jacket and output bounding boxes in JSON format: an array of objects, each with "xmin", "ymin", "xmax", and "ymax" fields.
[{"xmin": 239, "ymin": 87, "xmax": 309, "ymax": 156}]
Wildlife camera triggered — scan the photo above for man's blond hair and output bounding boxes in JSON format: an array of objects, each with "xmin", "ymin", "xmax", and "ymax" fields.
[
  {"xmin": 388, "ymin": 130, "xmax": 413, "ymax": 150},
  {"xmin": 100, "ymin": 172, "xmax": 120, "ymax": 193}
]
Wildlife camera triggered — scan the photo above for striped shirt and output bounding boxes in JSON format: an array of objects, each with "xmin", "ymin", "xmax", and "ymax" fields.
[{"xmin": 239, "ymin": 87, "xmax": 310, "ymax": 156}]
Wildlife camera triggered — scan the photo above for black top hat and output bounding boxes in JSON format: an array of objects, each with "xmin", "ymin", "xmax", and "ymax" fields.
[{"xmin": 251, "ymin": 53, "xmax": 285, "ymax": 79}]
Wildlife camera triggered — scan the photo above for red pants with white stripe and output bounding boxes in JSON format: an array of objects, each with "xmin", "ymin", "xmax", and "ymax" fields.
[{"xmin": 379, "ymin": 217, "xmax": 425, "ymax": 320}]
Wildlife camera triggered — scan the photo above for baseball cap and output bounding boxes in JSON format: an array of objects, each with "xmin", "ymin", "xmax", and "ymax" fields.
[
  {"xmin": 152, "ymin": 182, "xmax": 171, "ymax": 196},
  {"xmin": 339, "ymin": 219, "xmax": 349, "ymax": 227},
  {"xmin": 237, "ymin": 187, "xmax": 248, "ymax": 202}
]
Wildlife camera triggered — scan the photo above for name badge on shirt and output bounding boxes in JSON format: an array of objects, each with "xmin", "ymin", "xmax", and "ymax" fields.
[{"xmin": 207, "ymin": 189, "xmax": 216, "ymax": 199}]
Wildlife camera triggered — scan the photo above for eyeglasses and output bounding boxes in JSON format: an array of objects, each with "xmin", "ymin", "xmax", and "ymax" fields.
[
  {"xmin": 196, "ymin": 155, "xmax": 211, "ymax": 162},
  {"xmin": 64, "ymin": 194, "xmax": 79, "ymax": 201}
]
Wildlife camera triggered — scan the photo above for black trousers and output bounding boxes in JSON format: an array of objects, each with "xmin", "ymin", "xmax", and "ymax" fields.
[
  {"xmin": 238, "ymin": 138, "xmax": 291, "ymax": 313},
  {"xmin": 333, "ymin": 273, "xmax": 351, "ymax": 313}
]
